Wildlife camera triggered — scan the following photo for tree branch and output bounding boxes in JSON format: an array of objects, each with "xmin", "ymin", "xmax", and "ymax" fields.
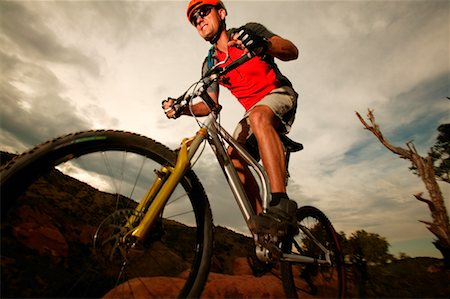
[
  {"xmin": 355, "ymin": 110, "xmax": 412, "ymax": 159},
  {"xmin": 356, "ymin": 109, "xmax": 450, "ymax": 268},
  {"xmin": 414, "ymin": 192, "xmax": 436, "ymax": 213}
]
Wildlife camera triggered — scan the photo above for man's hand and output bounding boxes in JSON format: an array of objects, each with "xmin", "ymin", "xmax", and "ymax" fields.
[
  {"xmin": 229, "ymin": 27, "xmax": 269, "ymax": 56},
  {"xmin": 162, "ymin": 98, "xmax": 178, "ymax": 119}
]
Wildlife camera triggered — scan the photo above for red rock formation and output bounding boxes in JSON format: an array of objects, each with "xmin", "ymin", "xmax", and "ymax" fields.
[
  {"xmin": 103, "ymin": 257, "xmax": 287, "ymax": 298},
  {"xmin": 201, "ymin": 272, "xmax": 285, "ymax": 298},
  {"xmin": 103, "ymin": 277, "xmax": 185, "ymax": 298},
  {"xmin": 12, "ymin": 206, "xmax": 68, "ymax": 258}
]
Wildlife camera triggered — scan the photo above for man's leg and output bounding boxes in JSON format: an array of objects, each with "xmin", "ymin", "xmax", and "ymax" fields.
[
  {"xmin": 247, "ymin": 105, "xmax": 298, "ymax": 233},
  {"xmin": 247, "ymin": 105, "xmax": 286, "ymax": 193}
]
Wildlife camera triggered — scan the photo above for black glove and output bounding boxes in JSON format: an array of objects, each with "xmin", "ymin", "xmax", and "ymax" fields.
[
  {"xmin": 162, "ymin": 98, "xmax": 183, "ymax": 119},
  {"xmin": 235, "ymin": 27, "xmax": 269, "ymax": 55}
]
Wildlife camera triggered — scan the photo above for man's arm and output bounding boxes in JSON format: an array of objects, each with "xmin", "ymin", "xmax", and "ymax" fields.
[
  {"xmin": 182, "ymin": 90, "xmax": 218, "ymax": 117},
  {"xmin": 162, "ymin": 90, "xmax": 218, "ymax": 118},
  {"xmin": 266, "ymin": 35, "xmax": 298, "ymax": 61},
  {"xmin": 229, "ymin": 22, "xmax": 299, "ymax": 61}
]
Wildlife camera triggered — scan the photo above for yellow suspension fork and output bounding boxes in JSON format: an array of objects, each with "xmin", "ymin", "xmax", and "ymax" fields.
[
  {"xmin": 127, "ymin": 127, "xmax": 208, "ymax": 241},
  {"xmin": 125, "ymin": 166, "xmax": 171, "ymax": 228}
]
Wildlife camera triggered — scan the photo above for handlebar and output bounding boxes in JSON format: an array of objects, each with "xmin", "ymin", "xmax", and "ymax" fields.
[
  {"xmin": 204, "ymin": 52, "xmax": 253, "ymax": 78},
  {"xmin": 171, "ymin": 52, "xmax": 254, "ymax": 116},
  {"xmin": 220, "ymin": 52, "xmax": 253, "ymax": 76}
]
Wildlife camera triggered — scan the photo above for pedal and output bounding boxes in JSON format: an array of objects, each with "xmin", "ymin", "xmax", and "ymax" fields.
[
  {"xmin": 255, "ymin": 245, "xmax": 271, "ymax": 263},
  {"xmin": 262, "ymin": 242, "xmax": 282, "ymax": 260},
  {"xmin": 249, "ymin": 214, "xmax": 297, "ymax": 238},
  {"xmin": 249, "ymin": 214, "xmax": 281, "ymax": 236},
  {"xmin": 253, "ymin": 234, "xmax": 282, "ymax": 262}
]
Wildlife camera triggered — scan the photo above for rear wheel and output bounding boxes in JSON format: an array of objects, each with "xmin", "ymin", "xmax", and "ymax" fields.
[
  {"xmin": 1, "ymin": 130, "xmax": 213, "ymax": 298},
  {"xmin": 281, "ymin": 206, "xmax": 345, "ymax": 298}
]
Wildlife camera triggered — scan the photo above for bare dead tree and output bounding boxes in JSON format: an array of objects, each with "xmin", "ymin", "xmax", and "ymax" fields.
[{"xmin": 356, "ymin": 109, "xmax": 450, "ymax": 268}]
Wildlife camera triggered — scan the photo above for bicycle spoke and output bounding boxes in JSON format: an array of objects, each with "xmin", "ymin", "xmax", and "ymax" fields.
[
  {"xmin": 128, "ymin": 155, "xmax": 147, "ymax": 200},
  {"xmin": 166, "ymin": 210, "xmax": 195, "ymax": 219},
  {"xmin": 167, "ymin": 193, "xmax": 189, "ymax": 206}
]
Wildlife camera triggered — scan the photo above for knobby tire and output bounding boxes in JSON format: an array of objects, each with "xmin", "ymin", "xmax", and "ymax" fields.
[{"xmin": 0, "ymin": 130, "xmax": 213, "ymax": 298}]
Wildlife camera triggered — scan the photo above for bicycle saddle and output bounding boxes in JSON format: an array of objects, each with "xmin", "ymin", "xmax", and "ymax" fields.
[
  {"xmin": 245, "ymin": 134, "xmax": 303, "ymax": 163},
  {"xmin": 280, "ymin": 135, "xmax": 303, "ymax": 153}
]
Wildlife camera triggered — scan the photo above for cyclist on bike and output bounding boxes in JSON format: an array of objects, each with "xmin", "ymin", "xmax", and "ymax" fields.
[{"xmin": 163, "ymin": 0, "xmax": 299, "ymax": 240}]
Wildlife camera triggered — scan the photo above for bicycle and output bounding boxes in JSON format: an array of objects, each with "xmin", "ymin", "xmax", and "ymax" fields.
[{"xmin": 1, "ymin": 52, "xmax": 345, "ymax": 298}]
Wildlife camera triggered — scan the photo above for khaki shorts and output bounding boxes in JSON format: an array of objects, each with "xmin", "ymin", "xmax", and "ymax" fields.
[{"xmin": 233, "ymin": 86, "xmax": 298, "ymax": 144}]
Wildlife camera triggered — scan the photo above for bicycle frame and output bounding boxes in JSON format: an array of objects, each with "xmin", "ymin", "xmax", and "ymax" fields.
[
  {"xmin": 127, "ymin": 111, "xmax": 268, "ymax": 241},
  {"xmin": 123, "ymin": 111, "xmax": 332, "ymax": 266}
]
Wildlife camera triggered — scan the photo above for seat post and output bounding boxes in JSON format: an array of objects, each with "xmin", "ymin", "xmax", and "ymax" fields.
[
  {"xmin": 279, "ymin": 134, "xmax": 303, "ymax": 186},
  {"xmin": 285, "ymin": 150, "xmax": 292, "ymax": 186}
]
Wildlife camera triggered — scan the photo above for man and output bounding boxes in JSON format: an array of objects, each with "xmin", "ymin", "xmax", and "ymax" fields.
[{"xmin": 163, "ymin": 0, "xmax": 299, "ymax": 239}]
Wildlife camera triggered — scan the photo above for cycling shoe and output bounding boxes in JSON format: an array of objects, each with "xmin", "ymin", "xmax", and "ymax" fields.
[
  {"xmin": 249, "ymin": 199, "xmax": 298, "ymax": 237},
  {"xmin": 249, "ymin": 214, "xmax": 298, "ymax": 237}
]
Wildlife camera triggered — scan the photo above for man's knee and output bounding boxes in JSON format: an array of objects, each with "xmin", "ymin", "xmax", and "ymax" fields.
[{"xmin": 248, "ymin": 106, "xmax": 277, "ymax": 131}]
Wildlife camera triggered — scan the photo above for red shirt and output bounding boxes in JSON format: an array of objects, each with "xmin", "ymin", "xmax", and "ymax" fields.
[{"xmin": 216, "ymin": 46, "xmax": 281, "ymax": 111}]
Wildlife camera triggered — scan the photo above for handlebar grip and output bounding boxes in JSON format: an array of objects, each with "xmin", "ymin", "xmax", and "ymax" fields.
[
  {"xmin": 172, "ymin": 93, "xmax": 191, "ymax": 118},
  {"xmin": 172, "ymin": 102, "xmax": 184, "ymax": 118}
]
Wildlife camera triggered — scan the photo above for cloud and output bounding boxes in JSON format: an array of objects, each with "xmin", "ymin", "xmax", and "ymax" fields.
[
  {"xmin": 0, "ymin": 51, "xmax": 88, "ymax": 150},
  {"xmin": 0, "ymin": 1, "xmax": 99, "ymax": 76},
  {"xmin": 0, "ymin": 0, "xmax": 448, "ymax": 258},
  {"xmin": 380, "ymin": 74, "xmax": 449, "ymax": 140},
  {"xmin": 0, "ymin": 1, "xmax": 123, "ymax": 151}
]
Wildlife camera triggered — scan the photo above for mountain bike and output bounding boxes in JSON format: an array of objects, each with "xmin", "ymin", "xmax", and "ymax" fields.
[{"xmin": 1, "ymin": 53, "xmax": 345, "ymax": 298}]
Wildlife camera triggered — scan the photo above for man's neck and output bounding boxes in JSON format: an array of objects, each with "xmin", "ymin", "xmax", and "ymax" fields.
[{"xmin": 215, "ymin": 30, "xmax": 229, "ymax": 53}]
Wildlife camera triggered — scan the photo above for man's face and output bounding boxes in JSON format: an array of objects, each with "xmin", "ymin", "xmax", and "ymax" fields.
[{"xmin": 192, "ymin": 6, "xmax": 222, "ymax": 42}]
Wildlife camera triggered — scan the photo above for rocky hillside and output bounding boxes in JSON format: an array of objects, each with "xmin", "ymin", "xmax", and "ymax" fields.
[{"xmin": 1, "ymin": 152, "xmax": 448, "ymax": 298}]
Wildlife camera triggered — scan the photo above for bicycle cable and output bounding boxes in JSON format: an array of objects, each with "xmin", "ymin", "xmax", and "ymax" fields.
[{"xmin": 187, "ymin": 79, "xmax": 209, "ymax": 168}]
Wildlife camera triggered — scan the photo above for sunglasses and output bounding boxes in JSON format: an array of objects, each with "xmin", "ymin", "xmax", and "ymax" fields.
[{"xmin": 190, "ymin": 5, "xmax": 214, "ymax": 26}]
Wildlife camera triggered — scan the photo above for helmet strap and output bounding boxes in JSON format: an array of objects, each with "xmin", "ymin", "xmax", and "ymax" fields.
[
  {"xmin": 207, "ymin": 6, "xmax": 226, "ymax": 44},
  {"xmin": 208, "ymin": 19, "xmax": 225, "ymax": 44}
]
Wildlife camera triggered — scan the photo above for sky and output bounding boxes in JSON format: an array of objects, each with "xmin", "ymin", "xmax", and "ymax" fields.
[{"xmin": 1, "ymin": 0, "xmax": 449, "ymax": 258}]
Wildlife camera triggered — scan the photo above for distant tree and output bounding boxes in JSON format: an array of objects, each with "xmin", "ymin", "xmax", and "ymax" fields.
[
  {"xmin": 339, "ymin": 230, "xmax": 395, "ymax": 298},
  {"xmin": 430, "ymin": 123, "xmax": 450, "ymax": 183},
  {"xmin": 356, "ymin": 109, "xmax": 450, "ymax": 268},
  {"xmin": 337, "ymin": 231, "xmax": 349, "ymax": 256},
  {"xmin": 409, "ymin": 123, "xmax": 450, "ymax": 183},
  {"xmin": 398, "ymin": 252, "xmax": 411, "ymax": 260},
  {"xmin": 347, "ymin": 230, "xmax": 393, "ymax": 265}
]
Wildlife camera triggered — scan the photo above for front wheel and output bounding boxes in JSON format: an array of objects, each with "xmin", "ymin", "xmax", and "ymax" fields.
[
  {"xmin": 280, "ymin": 206, "xmax": 346, "ymax": 298},
  {"xmin": 1, "ymin": 130, "xmax": 213, "ymax": 298}
]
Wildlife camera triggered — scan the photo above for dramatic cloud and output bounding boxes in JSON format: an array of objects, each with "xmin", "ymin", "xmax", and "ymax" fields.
[{"xmin": 1, "ymin": 0, "xmax": 448, "ymax": 257}]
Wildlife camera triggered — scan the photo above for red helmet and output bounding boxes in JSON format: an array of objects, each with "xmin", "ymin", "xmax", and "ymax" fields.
[{"xmin": 186, "ymin": 0, "xmax": 226, "ymax": 23}]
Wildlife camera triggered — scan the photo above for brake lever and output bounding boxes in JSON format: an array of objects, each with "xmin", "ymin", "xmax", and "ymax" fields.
[{"xmin": 203, "ymin": 53, "xmax": 230, "ymax": 78}]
